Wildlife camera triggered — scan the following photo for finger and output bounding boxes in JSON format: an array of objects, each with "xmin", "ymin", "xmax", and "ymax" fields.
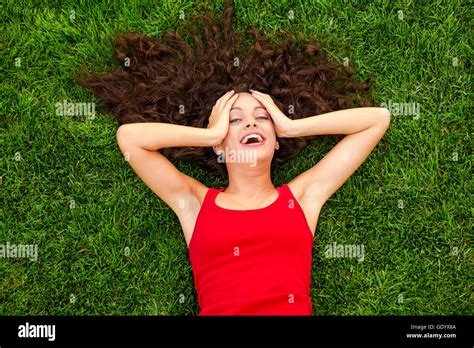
[
  {"xmin": 225, "ymin": 93, "xmax": 239, "ymax": 106},
  {"xmin": 216, "ymin": 91, "xmax": 232, "ymax": 105},
  {"xmin": 250, "ymin": 90, "xmax": 271, "ymax": 101},
  {"xmin": 223, "ymin": 90, "xmax": 235, "ymax": 98},
  {"xmin": 250, "ymin": 91, "xmax": 267, "ymax": 101},
  {"xmin": 250, "ymin": 89, "xmax": 266, "ymax": 96},
  {"xmin": 217, "ymin": 95, "xmax": 237, "ymax": 113},
  {"xmin": 221, "ymin": 92, "xmax": 238, "ymax": 104},
  {"xmin": 223, "ymin": 94, "xmax": 239, "ymax": 111},
  {"xmin": 216, "ymin": 90, "xmax": 235, "ymax": 107},
  {"xmin": 252, "ymin": 93, "xmax": 274, "ymax": 107},
  {"xmin": 250, "ymin": 92, "xmax": 269, "ymax": 105}
]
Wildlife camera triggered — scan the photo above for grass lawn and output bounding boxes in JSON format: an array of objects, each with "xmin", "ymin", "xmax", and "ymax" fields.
[{"xmin": 1, "ymin": 0, "xmax": 471, "ymax": 315}]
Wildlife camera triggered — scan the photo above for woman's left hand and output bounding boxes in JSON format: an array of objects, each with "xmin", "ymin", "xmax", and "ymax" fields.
[{"xmin": 249, "ymin": 89, "xmax": 294, "ymax": 138}]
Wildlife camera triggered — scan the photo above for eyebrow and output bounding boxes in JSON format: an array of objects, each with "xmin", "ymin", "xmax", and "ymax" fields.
[{"xmin": 230, "ymin": 106, "xmax": 267, "ymax": 111}]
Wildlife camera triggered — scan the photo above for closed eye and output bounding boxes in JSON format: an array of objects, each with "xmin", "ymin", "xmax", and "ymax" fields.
[{"xmin": 231, "ymin": 116, "xmax": 268, "ymax": 123}]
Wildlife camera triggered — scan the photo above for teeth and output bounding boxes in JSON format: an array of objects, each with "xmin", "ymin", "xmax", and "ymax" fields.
[{"xmin": 242, "ymin": 134, "xmax": 263, "ymax": 144}]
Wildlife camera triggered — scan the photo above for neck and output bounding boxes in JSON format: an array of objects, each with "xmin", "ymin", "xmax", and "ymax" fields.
[{"xmin": 224, "ymin": 162, "xmax": 275, "ymax": 197}]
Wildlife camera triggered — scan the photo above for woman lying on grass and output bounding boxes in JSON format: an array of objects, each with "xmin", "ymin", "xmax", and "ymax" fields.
[{"xmin": 77, "ymin": 0, "xmax": 390, "ymax": 315}]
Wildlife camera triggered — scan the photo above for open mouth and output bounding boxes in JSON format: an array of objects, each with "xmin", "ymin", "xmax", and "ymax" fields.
[{"xmin": 240, "ymin": 133, "xmax": 265, "ymax": 145}]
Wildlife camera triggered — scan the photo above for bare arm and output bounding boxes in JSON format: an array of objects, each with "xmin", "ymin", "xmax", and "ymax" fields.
[
  {"xmin": 117, "ymin": 122, "xmax": 221, "ymax": 151},
  {"xmin": 115, "ymin": 90, "xmax": 238, "ymax": 216},
  {"xmin": 287, "ymin": 107, "xmax": 390, "ymax": 137},
  {"xmin": 287, "ymin": 107, "xmax": 391, "ymax": 205},
  {"xmin": 116, "ymin": 123, "xmax": 218, "ymax": 213}
]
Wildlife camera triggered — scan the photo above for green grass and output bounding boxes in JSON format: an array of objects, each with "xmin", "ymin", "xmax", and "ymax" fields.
[{"xmin": 1, "ymin": 0, "xmax": 471, "ymax": 315}]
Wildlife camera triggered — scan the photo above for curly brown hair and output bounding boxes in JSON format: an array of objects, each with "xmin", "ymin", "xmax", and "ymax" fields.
[{"xmin": 75, "ymin": 0, "xmax": 375, "ymax": 176}]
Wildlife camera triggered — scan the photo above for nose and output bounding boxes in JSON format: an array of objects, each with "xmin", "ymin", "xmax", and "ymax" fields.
[{"xmin": 245, "ymin": 122, "xmax": 257, "ymax": 128}]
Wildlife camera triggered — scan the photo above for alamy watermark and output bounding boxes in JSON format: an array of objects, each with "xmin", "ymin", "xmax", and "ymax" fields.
[
  {"xmin": 18, "ymin": 322, "xmax": 55, "ymax": 341},
  {"xmin": 324, "ymin": 242, "xmax": 365, "ymax": 262},
  {"xmin": 380, "ymin": 99, "xmax": 420, "ymax": 120},
  {"xmin": 55, "ymin": 100, "xmax": 96, "ymax": 119},
  {"xmin": 217, "ymin": 148, "xmax": 257, "ymax": 167},
  {"xmin": 0, "ymin": 242, "xmax": 38, "ymax": 261}
]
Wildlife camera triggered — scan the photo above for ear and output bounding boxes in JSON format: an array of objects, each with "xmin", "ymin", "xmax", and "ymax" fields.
[{"xmin": 275, "ymin": 142, "xmax": 280, "ymax": 150}]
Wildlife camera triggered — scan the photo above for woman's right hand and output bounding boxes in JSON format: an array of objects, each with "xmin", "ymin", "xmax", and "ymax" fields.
[{"xmin": 207, "ymin": 90, "xmax": 239, "ymax": 144}]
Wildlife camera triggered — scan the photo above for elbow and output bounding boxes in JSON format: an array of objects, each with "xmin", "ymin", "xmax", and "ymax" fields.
[
  {"xmin": 116, "ymin": 124, "xmax": 133, "ymax": 147},
  {"xmin": 116, "ymin": 124, "xmax": 128, "ymax": 138},
  {"xmin": 378, "ymin": 107, "xmax": 391, "ymax": 129}
]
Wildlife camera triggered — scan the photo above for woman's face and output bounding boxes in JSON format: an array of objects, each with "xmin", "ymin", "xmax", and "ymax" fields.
[{"xmin": 215, "ymin": 92, "xmax": 279, "ymax": 166}]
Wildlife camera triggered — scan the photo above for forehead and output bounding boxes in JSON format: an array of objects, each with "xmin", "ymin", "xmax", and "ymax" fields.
[{"xmin": 231, "ymin": 92, "xmax": 266, "ymax": 112}]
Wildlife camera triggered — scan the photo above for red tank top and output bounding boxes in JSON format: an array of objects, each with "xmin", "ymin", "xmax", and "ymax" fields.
[{"xmin": 188, "ymin": 183, "xmax": 314, "ymax": 315}]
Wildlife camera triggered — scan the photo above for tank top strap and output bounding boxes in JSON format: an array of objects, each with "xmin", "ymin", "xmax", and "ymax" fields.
[
  {"xmin": 278, "ymin": 183, "xmax": 301, "ymax": 207},
  {"xmin": 277, "ymin": 183, "xmax": 290, "ymax": 199},
  {"xmin": 202, "ymin": 187, "xmax": 225, "ymax": 208}
]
